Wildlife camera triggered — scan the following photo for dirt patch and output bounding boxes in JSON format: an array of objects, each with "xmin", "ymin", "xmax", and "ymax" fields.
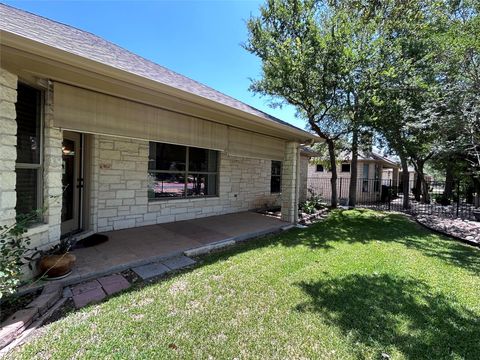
[{"xmin": 0, "ymin": 290, "xmax": 40, "ymax": 323}]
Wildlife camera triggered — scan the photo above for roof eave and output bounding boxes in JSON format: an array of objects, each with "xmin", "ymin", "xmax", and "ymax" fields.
[{"xmin": 1, "ymin": 30, "xmax": 322, "ymax": 143}]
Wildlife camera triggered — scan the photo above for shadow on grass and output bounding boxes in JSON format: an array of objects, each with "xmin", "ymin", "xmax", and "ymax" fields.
[
  {"xmin": 278, "ymin": 209, "xmax": 480, "ymax": 274},
  {"xmin": 295, "ymin": 274, "xmax": 480, "ymax": 359}
]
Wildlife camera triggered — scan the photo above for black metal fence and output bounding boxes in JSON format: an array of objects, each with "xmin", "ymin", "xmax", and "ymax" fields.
[{"xmin": 306, "ymin": 177, "xmax": 480, "ymax": 221}]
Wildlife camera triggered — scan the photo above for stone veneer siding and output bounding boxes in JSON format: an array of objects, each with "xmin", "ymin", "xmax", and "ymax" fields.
[
  {"xmin": 1, "ymin": 70, "xmax": 63, "ymax": 278},
  {"xmin": 299, "ymin": 155, "xmax": 309, "ymax": 203},
  {"xmin": 92, "ymin": 135, "xmax": 282, "ymax": 232},
  {"xmin": 281, "ymin": 142, "xmax": 300, "ymax": 223},
  {"xmin": 0, "ymin": 68, "xmax": 18, "ymax": 227},
  {"xmin": 1, "ymin": 66, "xmax": 298, "ymax": 280}
]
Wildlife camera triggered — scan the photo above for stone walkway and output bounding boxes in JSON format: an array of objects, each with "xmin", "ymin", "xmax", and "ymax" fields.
[
  {"xmin": 416, "ymin": 215, "xmax": 480, "ymax": 245},
  {"xmin": 132, "ymin": 255, "xmax": 196, "ymax": 280},
  {"xmin": 67, "ymin": 255, "xmax": 196, "ymax": 308}
]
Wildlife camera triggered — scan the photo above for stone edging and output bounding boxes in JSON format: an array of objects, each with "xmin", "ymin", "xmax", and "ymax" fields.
[
  {"xmin": 414, "ymin": 217, "xmax": 480, "ymax": 248},
  {"xmin": 0, "ymin": 283, "xmax": 63, "ymax": 350}
]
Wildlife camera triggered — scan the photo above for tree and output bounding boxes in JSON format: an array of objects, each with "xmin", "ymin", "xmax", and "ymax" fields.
[
  {"xmin": 369, "ymin": 0, "xmax": 453, "ymax": 207},
  {"xmin": 245, "ymin": 0, "xmax": 383, "ymax": 208},
  {"xmin": 245, "ymin": 0, "xmax": 349, "ymax": 208}
]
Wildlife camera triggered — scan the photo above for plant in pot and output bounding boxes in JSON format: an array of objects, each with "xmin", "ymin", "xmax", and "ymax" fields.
[{"xmin": 25, "ymin": 236, "xmax": 76, "ymax": 280}]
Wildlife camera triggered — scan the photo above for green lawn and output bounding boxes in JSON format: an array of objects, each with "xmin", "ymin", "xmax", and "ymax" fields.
[{"xmin": 8, "ymin": 210, "xmax": 480, "ymax": 359}]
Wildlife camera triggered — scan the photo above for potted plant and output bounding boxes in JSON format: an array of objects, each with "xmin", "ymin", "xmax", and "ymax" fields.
[{"xmin": 26, "ymin": 237, "xmax": 76, "ymax": 280}]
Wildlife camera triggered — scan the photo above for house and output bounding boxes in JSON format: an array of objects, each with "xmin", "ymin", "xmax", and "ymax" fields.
[
  {"xmin": 0, "ymin": 4, "xmax": 319, "ymax": 272},
  {"xmin": 306, "ymin": 151, "xmax": 400, "ymax": 203},
  {"xmin": 299, "ymin": 147, "xmax": 319, "ymax": 203}
]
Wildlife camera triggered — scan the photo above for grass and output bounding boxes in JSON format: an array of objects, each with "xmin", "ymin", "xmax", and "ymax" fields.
[{"xmin": 7, "ymin": 210, "xmax": 480, "ymax": 359}]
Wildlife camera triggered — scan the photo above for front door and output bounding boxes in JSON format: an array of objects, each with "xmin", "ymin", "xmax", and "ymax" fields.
[{"xmin": 61, "ymin": 131, "xmax": 83, "ymax": 236}]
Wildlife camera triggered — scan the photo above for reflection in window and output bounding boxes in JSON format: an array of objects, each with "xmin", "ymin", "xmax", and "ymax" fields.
[
  {"xmin": 15, "ymin": 83, "xmax": 42, "ymax": 219},
  {"xmin": 148, "ymin": 142, "xmax": 219, "ymax": 200},
  {"xmin": 271, "ymin": 161, "xmax": 282, "ymax": 193},
  {"xmin": 362, "ymin": 163, "xmax": 369, "ymax": 192},
  {"xmin": 341, "ymin": 163, "xmax": 351, "ymax": 173}
]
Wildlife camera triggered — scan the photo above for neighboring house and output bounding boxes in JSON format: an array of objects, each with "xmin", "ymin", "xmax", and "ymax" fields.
[
  {"xmin": 299, "ymin": 147, "xmax": 319, "ymax": 203},
  {"xmin": 307, "ymin": 151, "xmax": 400, "ymax": 203},
  {"xmin": 0, "ymin": 4, "xmax": 319, "ymax": 270}
]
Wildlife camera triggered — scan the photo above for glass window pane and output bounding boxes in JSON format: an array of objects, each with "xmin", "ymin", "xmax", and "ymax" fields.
[
  {"xmin": 16, "ymin": 84, "xmax": 41, "ymax": 164},
  {"xmin": 15, "ymin": 168, "xmax": 38, "ymax": 216},
  {"xmin": 148, "ymin": 172, "xmax": 185, "ymax": 199},
  {"xmin": 148, "ymin": 143, "xmax": 186, "ymax": 171},
  {"xmin": 271, "ymin": 161, "xmax": 282, "ymax": 193},
  {"xmin": 187, "ymin": 173, "xmax": 218, "ymax": 196},
  {"xmin": 341, "ymin": 163, "xmax": 351, "ymax": 173},
  {"xmin": 62, "ymin": 139, "xmax": 75, "ymax": 222},
  {"xmin": 189, "ymin": 147, "xmax": 218, "ymax": 172},
  {"xmin": 363, "ymin": 164, "xmax": 369, "ymax": 179},
  {"xmin": 271, "ymin": 161, "xmax": 282, "ymax": 176},
  {"xmin": 271, "ymin": 176, "xmax": 281, "ymax": 193}
]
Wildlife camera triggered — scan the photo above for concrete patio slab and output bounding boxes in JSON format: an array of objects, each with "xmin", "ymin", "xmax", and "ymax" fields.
[
  {"xmin": 132, "ymin": 262, "xmax": 170, "ymax": 280},
  {"xmin": 18, "ymin": 212, "xmax": 289, "ymax": 294},
  {"xmin": 162, "ymin": 255, "xmax": 196, "ymax": 270}
]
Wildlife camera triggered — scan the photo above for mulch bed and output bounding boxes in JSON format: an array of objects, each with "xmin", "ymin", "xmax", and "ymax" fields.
[{"xmin": 416, "ymin": 215, "xmax": 480, "ymax": 247}]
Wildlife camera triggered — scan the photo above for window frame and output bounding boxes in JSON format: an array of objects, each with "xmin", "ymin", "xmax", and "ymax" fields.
[
  {"xmin": 340, "ymin": 163, "xmax": 351, "ymax": 173},
  {"xmin": 148, "ymin": 142, "xmax": 219, "ymax": 200},
  {"xmin": 270, "ymin": 160, "xmax": 282, "ymax": 194},
  {"xmin": 15, "ymin": 82, "xmax": 44, "ymax": 217},
  {"xmin": 362, "ymin": 163, "xmax": 369, "ymax": 192}
]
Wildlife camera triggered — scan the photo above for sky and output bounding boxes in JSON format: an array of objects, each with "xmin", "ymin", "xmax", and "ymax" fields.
[{"xmin": 4, "ymin": 0, "xmax": 305, "ymax": 129}]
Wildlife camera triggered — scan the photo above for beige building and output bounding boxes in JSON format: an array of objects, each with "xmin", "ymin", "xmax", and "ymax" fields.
[
  {"xmin": 307, "ymin": 152, "xmax": 400, "ymax": 204},
  {"xmin": 0, "ymin": 5, "xmax": 319, "ymax": 277}
]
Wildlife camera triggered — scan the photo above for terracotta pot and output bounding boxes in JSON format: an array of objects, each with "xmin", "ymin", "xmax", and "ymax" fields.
[{"xmin": 38, "ymin": 253, "xmax": 76, "ymax": 278}]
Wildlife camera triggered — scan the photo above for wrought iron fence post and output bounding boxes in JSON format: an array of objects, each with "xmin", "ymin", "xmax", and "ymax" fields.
[
  {"xmin": 388, "ymin": 179, "xmax": 391, "ymax": 211},
  {"xmin": 456, "ymin": 182, "xmax": 460, "ymax": 218}
]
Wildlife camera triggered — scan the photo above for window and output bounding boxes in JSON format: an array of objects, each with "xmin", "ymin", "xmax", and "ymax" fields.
[
  {"xmin": 341, "ymin": 163, "xmax": 351, "ymax": 173},
  {"xmin": 362, "ymin": 163, "xmax": 369, "ymax": 192},
  {"xmin": 148, "ymin": 142, "xmax": 218, "ymax": 199},
  {"xmin": 271, "ymin": 161, "xmax": 282, "ymax": 193},
  {"xmin": 316, "ymin": 164, "xmax": 324, "ymax": 172},
  {"xmin": 15, "ymin": 83, "xmax": 43, "ymax": 218},
  {"xmin": 374, "ymin": 164, "xmax": 380, "ymax": 192}
]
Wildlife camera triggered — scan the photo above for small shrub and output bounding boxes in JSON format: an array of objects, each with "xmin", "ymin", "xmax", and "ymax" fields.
[
  {"xmin": 0, "ymin": 214, "xmax": 36, "ymax": 299},
  {"xmin": 301, "ymin": 190, "xmax": 326, "ymax": 214},
  {"xmin": 433, "ymin": 194, "xmax": 452, "ymax": 206}
]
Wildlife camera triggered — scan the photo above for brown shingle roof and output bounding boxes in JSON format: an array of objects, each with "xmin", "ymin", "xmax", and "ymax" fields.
[{"xmin": 0, "ymin": 3, "xmax": 305, "ymax": 132}]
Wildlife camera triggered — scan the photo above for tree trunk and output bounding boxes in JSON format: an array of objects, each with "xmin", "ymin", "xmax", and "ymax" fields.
[
  {"xmin": 413, "ymin": 160, "xmax": 430, "ymax": 204},
  {"xmin": 327, "ymin": 139, "xmax": 338, "ymax": 208},
  {"xmin": 444, "ymin": 166, "xmax": 454, "ymax": 199},
  {"xmin": 348, "ymin": 126, "xmax": 359, "ymax": 208},
  {"xmin": 414, "ymin": 170, "xmax": 422, "ymax": 201},
  {"xmin": 400, "ymin": 155, "xmax": 410, "ymax": 209}
]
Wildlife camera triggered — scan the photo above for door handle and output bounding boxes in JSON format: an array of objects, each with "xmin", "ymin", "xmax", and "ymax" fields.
[{"xmin": 77, "ymin": 178, "xmax": 84, "ymax": 189}]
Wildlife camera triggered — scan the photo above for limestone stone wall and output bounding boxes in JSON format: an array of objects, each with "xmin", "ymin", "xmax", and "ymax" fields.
[
  {"xmin": 0, "ymin": 68, "xmax": 18, "ymax": 227},
  {"xmin": 281, "ymin": 142, "xmax": 300, "ymax": 223},
  {"xmin": 299, "ymin": 155, "xmax": 309, "ymax": 203},
  {"xmin": 92, "ymin": 135, "xmax": 281, "ymax": 232}
]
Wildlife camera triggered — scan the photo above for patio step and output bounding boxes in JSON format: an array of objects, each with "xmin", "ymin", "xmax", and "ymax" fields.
[
  {"xmin": 132, "ymin": 255, "xmax": 196, "ymax": 280},
  {"xmin": 132, "ymin": 262, "xmax": 170, "ymax": 280}
]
